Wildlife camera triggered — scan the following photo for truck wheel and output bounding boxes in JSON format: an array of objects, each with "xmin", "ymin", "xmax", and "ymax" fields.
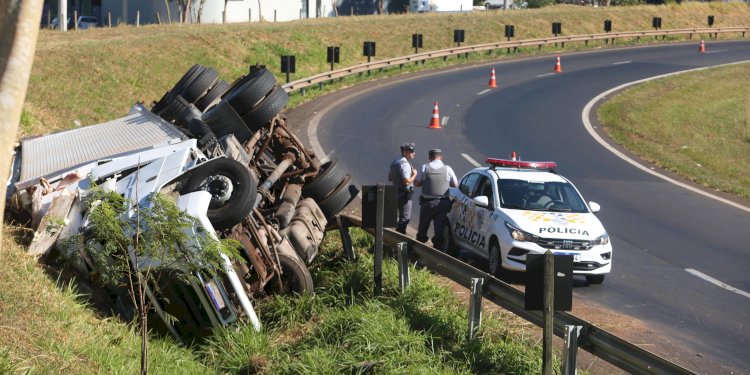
[
  {"xmin": 586, "ymin": 275, "xmax": 605, "ymax": 285},
  {"xmin": 489, "ymin": 241, "xmax": 501, "ymax": 276},
  {"xmin": 202, "ymin": 101, "xmax": 253, "ymax": 144},
  {"xmin": 440, "ymin": 220, "xmax": 457, "ymax": 256},
  {"xmin": 273, "ymin": 252, "xmax": 314, "ymax": 295},
  {"xmin": 195, "ymin": 79, "xmax": 230, "ymax": 112},
  {"xmin": 152, "ymin": 64, "xmax": 203, "ymax": 115},
  {"xmin": 240, "ymin": 86, "xmax": 289, "ymax": 132},
  {"xmin": 302, "ymin": 159, "xmax": 346, "ymax": 201},
  {"xmin": 317, "ymin": 175, "xmax": 358, "ymax": 220},
  {"xmin": 225, "ymin": 68, "xmax": 277, "ymax": 115},
  {"xmin": 183, "ymin": 158, "xmax": 257, "ymax": 231},
  {"xmin": 182, "ymin": 67, "xmax": 219, "ymax": 104}
]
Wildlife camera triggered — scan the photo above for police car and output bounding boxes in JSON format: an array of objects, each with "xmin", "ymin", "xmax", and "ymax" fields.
[{"xmin": 442, "ymin": 155, "xmax": 612, "ymax": 284}]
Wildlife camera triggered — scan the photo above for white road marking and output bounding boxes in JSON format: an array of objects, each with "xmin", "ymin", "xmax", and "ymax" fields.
[
  {"xmin": 537, "ymin": 73, "xmax": 554, "ymax": 78},
  {"xmin": 581, "ymin": 60, "xmax": 750, "ymax": 214},
  {"xmin": 461, "ymin": 153, "xmax": 482, "ymax": 167},
  {"xmin": 706, "ymin": 50, "xmax": 727, "ymax": 54},
  {"xmin": 613, "ymin": 61, "xmax": 631, "ymax": 65},
  {"xmin": 441, "ymin": 116, "xmax": 449, "ymax": 126},
  {"xmin": 477, "ymin": 89, "xmax": 491, "ymax": 96},
  {"xmin": 685, "ymin": 269, "xmax": 750, "ymax": 299}
]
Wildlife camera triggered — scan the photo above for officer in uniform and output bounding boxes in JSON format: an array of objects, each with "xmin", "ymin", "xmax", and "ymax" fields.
[
  {"xmin": 415, "ymin": 149, "xmax": 458, "ymax": 250},
  {"xmin": 388, "ymin": 143, "xmax": 417, "ymax": 234}
]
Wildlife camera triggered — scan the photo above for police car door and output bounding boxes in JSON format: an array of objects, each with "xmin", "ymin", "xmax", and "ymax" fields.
[
  {"xmin": 469, "ymin": 174, "xmax": 495, "ymax": 256},
  {"xmin": 454, "ymin": 172, "xmax": 491, "ymax": 256},
  {"xmin": 453, "ymin": 172, "xmax": 481, "ymax": 249}
]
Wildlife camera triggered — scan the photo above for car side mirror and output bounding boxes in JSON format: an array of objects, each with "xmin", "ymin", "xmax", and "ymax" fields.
[
  {"xmin": 473, "ymin": 195, "xmax": 490, "ymax": 208},
  {"xmin": 589, "ymin": 201, "xmax": 601, "ymax": 213}
]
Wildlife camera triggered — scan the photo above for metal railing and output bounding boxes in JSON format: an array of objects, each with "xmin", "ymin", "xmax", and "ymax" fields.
[
  {"xmin": 281, "ymin": 26, "xmax": 749, "ymax": 93},
  {"xmin": 336, "ymin": 214, "xmax": 696, "ymax": 375}
]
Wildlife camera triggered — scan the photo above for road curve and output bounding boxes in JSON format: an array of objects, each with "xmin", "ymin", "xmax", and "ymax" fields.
[{"xmin": 287, "ymin": 41, "xmax": 750, "ymax": 374}]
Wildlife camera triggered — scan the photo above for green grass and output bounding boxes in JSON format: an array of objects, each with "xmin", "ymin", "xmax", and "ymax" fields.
[
  {"xmin": 200, "ymin": 228, "xmax": 547, "ymax": 374},
  {"xmin": 598, "ymin": 62, "xmax": 750, "ymax": 200}
]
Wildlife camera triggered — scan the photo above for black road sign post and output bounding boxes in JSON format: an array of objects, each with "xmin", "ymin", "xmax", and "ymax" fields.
[{"xmin": 280, "ymin": 55, "xmax": 295, "ymax": 84}]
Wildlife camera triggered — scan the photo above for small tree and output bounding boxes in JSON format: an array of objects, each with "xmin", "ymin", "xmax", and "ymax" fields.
[{"xmin": 66, "ymin": 186, "xmax": 239, "ymax": 374}]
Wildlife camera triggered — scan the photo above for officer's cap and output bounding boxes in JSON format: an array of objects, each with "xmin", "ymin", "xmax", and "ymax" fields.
[
  {"xmin": 429, "ymin": 148, "xmax": 442, "ymax": 157},
  {"xmin": 400, "ymin": 143, "xmax": 416, "ymax": 152}
]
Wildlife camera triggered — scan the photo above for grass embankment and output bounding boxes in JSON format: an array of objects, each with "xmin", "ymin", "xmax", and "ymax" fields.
[
  {"xmin": 4, "ymin": 2, "xmax": 750, "ymax": 373},
  {"xmin": 599, "ymin": 63, "xmax": 750, "ymax": 201},
  {"xmin": 23, "ymin": 3, "xmax": 750, "ymax": 136}
]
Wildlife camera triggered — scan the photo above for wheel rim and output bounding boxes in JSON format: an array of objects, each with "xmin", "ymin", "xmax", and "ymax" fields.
[
  {"xmin": 489, "ymin": 245, "xmax": 499, "ymax": 274},
  {"xmin": 199, "ymin": 174, "xmax": 234, "ymax": 208}
]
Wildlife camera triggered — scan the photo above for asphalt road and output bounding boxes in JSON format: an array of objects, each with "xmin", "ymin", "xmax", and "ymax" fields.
[{"xmin": 287, "ymin": 41, "xmax": 750, "ymax": 374}]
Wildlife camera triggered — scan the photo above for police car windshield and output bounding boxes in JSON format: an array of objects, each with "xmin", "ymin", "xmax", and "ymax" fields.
[{"xmin": 498, "ymin": 179, "xmax": 588, "ymax": 213}]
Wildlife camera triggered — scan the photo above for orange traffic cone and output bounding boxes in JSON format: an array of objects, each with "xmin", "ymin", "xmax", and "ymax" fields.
[
  {"xmin": 488, "ymin": 67, "xmax": 498, "ymax": 88},
  {"xmin": 553, "ymin": 55, "xmax": 562, "ymax": 73},
  {"xmin": 511, "ymin": 151, "xmax": 517, "ymax": 161},
  {"xmin": 428, "ymin": 102, "xmax": 441, "ymax": 129},
  {"xmin": 699, "ymin": 40, "xmax": 706, "ymax": 53}
]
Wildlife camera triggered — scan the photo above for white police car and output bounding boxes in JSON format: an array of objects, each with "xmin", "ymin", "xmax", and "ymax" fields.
[{"xmin": 442, "ymin": 156, "xmax": 612, "ymax": 284}]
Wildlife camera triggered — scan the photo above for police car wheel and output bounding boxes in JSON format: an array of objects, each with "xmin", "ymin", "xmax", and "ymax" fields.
[
  {"xmin": 489, "ymin": 241, "xmax": 501, "ymax": 275},
  {"xmin": 440, "ymin": 221, "xmax": 457, "ymax": 256},
  {"xmin": 586, "ymin": 274, "xmax": 605, "ymax": 285}
]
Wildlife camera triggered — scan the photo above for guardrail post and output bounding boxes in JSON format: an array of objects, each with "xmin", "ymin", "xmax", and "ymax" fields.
[
  {"xmin": 373, "ymin": 183, "xmax": 385, "ymax": 296},
  {"xmin": 562, "ymin": 325, "xmax": 583, "ymax": 375},
  {"xmin": 467, "ymin": 277, "xmax": 484, "ymax": 340},
  {"xmin": 543, "ymin": 250, "xmax": 554, "ymax": 375},
  {"xmin": 396, "ymin": 242, "xmax": 409, "ymax": 292},
  {"xmin": 336, "ymin": 215, "xmax": 356, "ymax": 261}
]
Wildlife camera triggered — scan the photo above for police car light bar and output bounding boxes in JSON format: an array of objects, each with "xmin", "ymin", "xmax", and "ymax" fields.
[{"xmin": 486, "ymin": 157, "xmax": 557, "ymax": 170}]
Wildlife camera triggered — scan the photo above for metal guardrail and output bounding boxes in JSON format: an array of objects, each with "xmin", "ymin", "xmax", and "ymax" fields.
[
  {"xmin": 281, "ymin": 26, "xmax": 749, "ymax": 93},
  {"xmin": 336, "ymin": 214, "xmax": 696, "ymax": 375}
]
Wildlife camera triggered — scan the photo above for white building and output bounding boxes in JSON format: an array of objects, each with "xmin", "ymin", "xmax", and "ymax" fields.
[
  {"xmin": 99, "ymin": 0, "xmax": 333, "ymax": 25},
  {"xmin": 410, "ymin": 0, "xmax": 473, "ymax": 12}
]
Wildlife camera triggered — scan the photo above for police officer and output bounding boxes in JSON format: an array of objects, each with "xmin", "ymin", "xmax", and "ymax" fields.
[
  {"xmin": 415, "ymin": 149, "xmax": 458, "ymax": 249},
  {"xmin": 388, "ymin": 143, "xmax": 417, "ymax": 234}
]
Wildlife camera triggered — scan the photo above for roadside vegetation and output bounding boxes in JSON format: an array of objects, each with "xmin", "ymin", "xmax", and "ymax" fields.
[
  {"xmin": 3, "ymin": 2, "xmax": 749, "ymax": 373},
  {"xmin": 599, "ymin": 62, "xmax": 750, "ymax": 201}
]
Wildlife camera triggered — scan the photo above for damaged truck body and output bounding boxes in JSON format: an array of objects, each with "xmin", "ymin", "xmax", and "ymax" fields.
[{"xmin": 7, "ymin": 65, "xmax": 357, "ymax": 342}]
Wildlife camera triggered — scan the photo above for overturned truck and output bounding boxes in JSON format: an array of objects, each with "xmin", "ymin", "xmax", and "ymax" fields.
[{"xmin": 8, "ymin": 64, "xmax": 358, "ymax": 341}]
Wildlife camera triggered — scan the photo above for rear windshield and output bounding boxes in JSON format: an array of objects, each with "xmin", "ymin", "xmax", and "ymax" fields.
[{"xmin": 498, "ymin": 179, "xmax": 588, "ymax": 213}]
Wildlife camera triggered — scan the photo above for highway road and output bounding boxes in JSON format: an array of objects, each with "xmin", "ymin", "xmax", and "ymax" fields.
[{"xmin": 287, "ymin": 41, "xmax": 750, "ymax": 374}]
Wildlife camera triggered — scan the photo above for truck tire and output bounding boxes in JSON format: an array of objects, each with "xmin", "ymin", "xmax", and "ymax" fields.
[
  {"xmin": 183, "ymin": 158, "xmax": 257, "ymax": 231},
  {"xmin": 302, "ymin": 159, "xmax": 346, "ymax": 201},
  {"xmin": 273, "ymin": 252, "xmax": 314, "ymax": 295},
  {"xmin": 195, "ymin": 79, "xmax": 230, "ymax": 112},
  {"xmin": 152, "ymin": 64, "xmax": 203, "ymax": 115},
  {"xmin": 201, "ymin": 101, "xmax": 253, "ymax": 144},
  {"xmin": 182, "ymin": 67, "xmax": 219, "ymax": 104},
  {"xmin": 240, "ymin": 86, "xmax": 289, "ymax": 132},
  {"xmin": 225, "ymin": 68, "xmax": 277, "ymax": 115},
  {"xmin": 316, "ymin": 175, "xmax": 358, "ymax": 220}
]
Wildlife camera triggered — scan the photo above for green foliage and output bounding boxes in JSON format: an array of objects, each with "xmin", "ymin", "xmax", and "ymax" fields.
[
  {"xmin": 526, "ymin": 0, "xmax": 554, "ymax": 8},
  {"xmin": 67, "ymin": 187, "xmax": 237, "ymax": 288},
  {"xmin": 611, "ymin": 0, "xmax": 641, "ymax": 5}
]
